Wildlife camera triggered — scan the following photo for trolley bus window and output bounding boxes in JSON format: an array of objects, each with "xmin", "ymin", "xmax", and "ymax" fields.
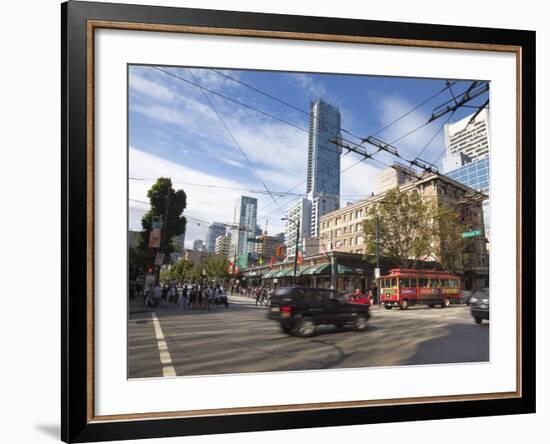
[
  {"xmin": 400, "ymin": 277, "xmax": 410, "ymax": 287},
  {"xmin": 391, "ymin": 278, "xmax": 397, "ymax": 288},
  {"xmin": 419, "ymin": 278, "xmax": 429, "ymax": 288}
]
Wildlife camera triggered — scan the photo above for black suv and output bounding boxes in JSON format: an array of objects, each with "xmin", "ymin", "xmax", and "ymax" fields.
[{"xmin": 267, "ymin": 287, "xmax": 370, "ymax": 337}]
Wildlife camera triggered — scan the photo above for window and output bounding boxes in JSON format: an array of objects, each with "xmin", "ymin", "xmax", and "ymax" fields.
[
  {"xmin": 400, "ymin": 277, "xmax": 410, "ymax": 287},
  {"xmin": 419, "ymin": 278, "xmax": 428, "ymax": 288},
  {"xmin": 357, "ymin": 235, "xmax": 364, "ymax": 245},
  {"xmin": 391, "ymin": 278, "xmax": 397, "ymax": 288}
]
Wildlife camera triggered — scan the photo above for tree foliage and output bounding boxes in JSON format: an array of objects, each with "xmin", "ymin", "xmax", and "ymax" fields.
[
  {"xmin": 432, "ymin": 205, "xmax": 476, "ymax": 275},
  {"xmin": 362, "ymin": 187, "xmax": 477, "ymax": 273},
  {"xmin": 363, "ymin": 188, "xmax": 433, "ymax": 269},
  {"xmin": 131, "ymin": 177, "xmax": 187, "ymax": 276}
]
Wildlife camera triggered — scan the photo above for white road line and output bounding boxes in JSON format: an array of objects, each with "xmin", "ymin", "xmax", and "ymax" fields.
[{"xmin": 151, "ymin": 312, "xmax": 177, "ymax": 377}]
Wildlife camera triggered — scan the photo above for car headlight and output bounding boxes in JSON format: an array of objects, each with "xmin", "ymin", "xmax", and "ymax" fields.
[
  {"xmin": 469, "ymin": 297, "xmax": 478, "ymax": 303},
  {"xmin": 481, "ymin": 299, "xmax": 489, "ymax": 304}
]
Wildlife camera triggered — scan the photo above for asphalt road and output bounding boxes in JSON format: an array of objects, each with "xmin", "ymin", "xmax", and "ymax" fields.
[{"xmin": 128, "ymin": 295, "xmax": 489, "ymax": 378}]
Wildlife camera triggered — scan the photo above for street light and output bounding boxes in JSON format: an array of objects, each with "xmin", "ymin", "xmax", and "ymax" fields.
[{"xmin": 281, "ymin": 217, "xmax": 300, "ymax": 285}]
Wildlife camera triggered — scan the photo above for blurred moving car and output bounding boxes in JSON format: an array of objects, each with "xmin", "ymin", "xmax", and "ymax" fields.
[
  {"xmin": 268, "ymin": 287, "xmax": 370, "ymax": 337},
  {"xmin": 342, "ymin": 290, "xmax": 372, "ymax": 305},
  {"xmin": 469, "ymin": 288, "xmax": 489, "ymax": 324}
]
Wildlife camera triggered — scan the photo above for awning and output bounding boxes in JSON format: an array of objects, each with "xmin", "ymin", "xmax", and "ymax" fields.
[
  {"xmin": 302, "ymin": 263, "xmax": 331, "ymax": 275},
  {"xmin": 261, "ymin": 270, "xmax": 277, "ymax": 279},
  {"xmin": 337, "ymin": 263, "xmax": 370, "ymax": 275}
]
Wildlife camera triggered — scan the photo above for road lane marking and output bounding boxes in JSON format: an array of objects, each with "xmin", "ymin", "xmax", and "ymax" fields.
[{"xmin": 151, "ymin": 312, "xmax": 177, "ymax": 377}]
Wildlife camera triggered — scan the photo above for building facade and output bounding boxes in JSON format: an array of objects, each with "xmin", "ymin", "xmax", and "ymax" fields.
[
  {"xmin": 445, "ymin": 157, "xmax": 490, "ymax": 242},
  {"xmin": 374, "ymin": 166, "xmax": 414, "ymax": 194},
  {"xmin": 205, "ymin": 222, "xmax": 226, "ymax": 253},
  {"xmin": 231, "ymin": 195, "xmax": 258, "ymax": 256},
  {"xmin": 306, "ymin": 99, "xmax": 342, "ymax": 237},
  {"xmin": 253, "ymin": 233, "xmax": 284, "ymax": 258},
  {"xmin": 284, "ymin": 198, "xmax": 312, "ymax": 257},
  {"xmin": 319, "ymin": 173, "xmax": 488, "ymax": 281},
  {"xmin": 214, "ymin": 233, "xmax": 232, "ymax": 257},
  {"xmin": 444, "ymin": 108, "xmax": 490, "ymax": 162},
  {"xmin": 192, "ymin": 239, "xmax": 205, "ymax": 252}
]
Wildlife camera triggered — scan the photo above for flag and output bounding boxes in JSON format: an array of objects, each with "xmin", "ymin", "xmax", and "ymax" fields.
[{"xmin": 297, "ymin": 250, "xmax": 303, "ymax": 265}]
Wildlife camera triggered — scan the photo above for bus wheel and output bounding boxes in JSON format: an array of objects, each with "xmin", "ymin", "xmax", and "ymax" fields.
[
  {"xmin": 442, "ymin": 298, "xmax": 450, "ymax": 308},
  {"xmin": 400, "ymin": 300, "xmax": 409, "ymax": 310},
  {"xmin": 385, "ymin": 305, "xmax": 393, "ymax": 310}
]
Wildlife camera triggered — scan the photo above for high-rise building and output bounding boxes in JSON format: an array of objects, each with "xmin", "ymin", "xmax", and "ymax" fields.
[
  {"xmin": 205, "ymin": 222, "xmax": 226, "ymax": 253},
  {"xmin": 310, "ymin": 195, "xmax": 339, "ymax": 239},
  {"xmin": 215, "ymin": 233, "xmax": 232, "ymax": 257},
  {"xmin": 284, "ymin": 199, "xmax": 312, "ymax": 258},
  {"xmin": 445, "ymin": 157, "xmax": 490, "ymax": 243},
  {"xmin": 193, "ymin": 239, "xmax": 205, "ymax": 252},
  {"xmin": 230, "ymin": 195, "xmax": 258, "ymax": 256},
  {"xmin": 306, "ymin": 99, "xmax": 342, "ymax": 238},
  {"xmin": 253, "ymin": 233, "xmax": 283, "ymax": 258},
  {"xmin": 444, "ymin": 108, "xmax": 490, "ymax": 162}
]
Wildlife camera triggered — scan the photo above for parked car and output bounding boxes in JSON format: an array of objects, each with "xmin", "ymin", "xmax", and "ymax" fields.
[
  {"xmin": 469, "ymin": 288, "xmax": 489, "ymax": 324},
  {"xmin": 267, "ymin": 287, "xmax": 370, "ymax": 337}
]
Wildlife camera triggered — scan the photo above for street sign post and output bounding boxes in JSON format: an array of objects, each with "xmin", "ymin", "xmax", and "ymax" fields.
[{"xmin": 462, "ymin": 230, "xmax": 482, "ymax": 238}]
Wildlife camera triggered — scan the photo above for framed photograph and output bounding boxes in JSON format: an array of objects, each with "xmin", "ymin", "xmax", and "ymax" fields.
[{"xmin": 62, "ymin": 1, "xmax": 535, "ymax": 442}]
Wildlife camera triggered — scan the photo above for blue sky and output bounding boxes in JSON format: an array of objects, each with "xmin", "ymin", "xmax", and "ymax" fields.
[{"xmin": 128, "ymin": 65, "xmax": 489, "ymax": 248}]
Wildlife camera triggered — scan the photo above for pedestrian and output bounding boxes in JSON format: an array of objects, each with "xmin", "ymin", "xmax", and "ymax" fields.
[
  {"xmin": 255, "ymin": 287, "xmax": 261, "ymax": 305},
  {"xmin": 202, "ymin": 286, "xmax": 210, "ymax": 310},
  {"xmin": 143, "ymin": 284, "xmax": 153, "ymax": 308},
  {"xmin": 153, "ymin": 283, "xmax": 162, "ymax": 308},
  {"xmin": 179, "ymin": 286, "xmax": 188, "ymax": 311}
]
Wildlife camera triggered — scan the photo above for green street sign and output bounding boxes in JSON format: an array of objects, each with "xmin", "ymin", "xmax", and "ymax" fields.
[{"xmin": 462, "ymin": 230, "xmax": 482, "ymax": 238}]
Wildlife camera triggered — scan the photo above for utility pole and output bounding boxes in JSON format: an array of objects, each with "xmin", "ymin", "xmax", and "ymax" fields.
[{"xmin": 293, "ymin": 219, "xmax": 300, "ymax": 285}]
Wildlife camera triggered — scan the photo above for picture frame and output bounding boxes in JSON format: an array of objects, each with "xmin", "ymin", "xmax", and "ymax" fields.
[{"xmin": 61, "ymin": 0, "xmax": 536, "ymax": 442}]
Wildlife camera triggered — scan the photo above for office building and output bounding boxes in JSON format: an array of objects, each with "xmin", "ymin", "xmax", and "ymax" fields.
[
  {"xmin": 319, "ymin": 172, "xmax": 488, "ymax": 281},
  {"xmin": 444, "ymin": 108, "xmax": 490, "ymax": 162},
  {"xmin": 230, "ymin": 195, "xmax": 258, "ymax": 256},
  {"xmin": 445, "ymin": 157, "xmax": 490, "ymax": 241},
  {"xmin": 374, "ymin": 165, "xmax": 414, "ymax": 194},
  {"xmin": 253, "ymin": 233, "xmax": 284, "ymax": 258},
  {"xmin": 284, "ymin": 198, "xmax": 312, "ymax": 258},
  {"xmin": 205, "ymin": 222, "xmax": 226, "ymax": 253},
  {"xmin": 215, "ymin": 233, "xmax": 232, "ymax": 257},
  {"xmin": 306, "ymin": 99, "xmax": 343, "ymax": 237},
  {"xmin": 192, "ymin": 239, "xmax": 205, "ymax": 252}
]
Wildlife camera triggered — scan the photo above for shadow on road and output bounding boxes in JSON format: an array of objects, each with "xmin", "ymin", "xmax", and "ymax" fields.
[{"xmin": 404, "ymin": 322, "xmax": 489, "ymax": 365}]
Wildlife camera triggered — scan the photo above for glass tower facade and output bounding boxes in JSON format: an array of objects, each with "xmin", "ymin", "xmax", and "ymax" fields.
[
  {"xmin": 205, "ymin": 222, "xmax": 226, "ymax": 253},
  {"xmin": 445, "ymin": 158, "xmax": 490, "ymax": 240},
  {"xmin": 306, "ymin": 100, "xmax": 342, "ymax": 197},
  {"xmin": 231, "ymin": 196, "xmax": 258, "ymax": 256}
]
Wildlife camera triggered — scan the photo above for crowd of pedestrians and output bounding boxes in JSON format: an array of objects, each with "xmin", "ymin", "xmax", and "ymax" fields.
[
  {"xmin": 231, "ymin": 285, "xmax": 274, "ymax": 306},
  {"xmin": 137, "ymin": 282, "xmax": 229, "ymax": 311}
]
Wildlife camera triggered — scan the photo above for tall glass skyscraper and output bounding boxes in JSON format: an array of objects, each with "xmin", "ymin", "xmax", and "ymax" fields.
[
  {"xmin": 205, "ymin": 222, "xmax": 226, "ymax": 253},
  {"xmin": 231, "ymin": 195, "xmax": 258, "ymax": 256},
  {"xmin": 306, "ymin": 100, "xmax": 342, "ymax": 197},
  {"xmin": 306, "ymin": 99, "xmax": 342, "ymax": 238}
]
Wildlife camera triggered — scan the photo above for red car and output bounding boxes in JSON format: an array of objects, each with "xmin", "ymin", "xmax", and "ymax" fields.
[{"xmin": 342, "ymin": 292, "xmax": 372, "ymax": 306}]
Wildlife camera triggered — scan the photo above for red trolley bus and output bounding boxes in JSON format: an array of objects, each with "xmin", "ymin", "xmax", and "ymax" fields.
[{"xmin": 379, "ymin": 269, "xmax": 461, "ymax": 310}]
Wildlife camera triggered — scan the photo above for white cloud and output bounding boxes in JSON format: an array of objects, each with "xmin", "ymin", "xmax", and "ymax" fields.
[{"xmin": 291, "ymin": 73, "xmax": 327, "ymax": 100}]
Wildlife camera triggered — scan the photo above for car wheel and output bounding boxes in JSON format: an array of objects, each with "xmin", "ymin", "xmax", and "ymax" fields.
[
  {"xmin": 293, "ymin": 318, "xmax": 315, "ymax": 337},
  {"xmin": 474, "ymin": 317, "xmax": 483, "ymax": 325},
  {"xmin": 280, "ymin": 324, "xmax": 292, "ymax": 334},
  {"xmin": 428, "ymin": 304, "xmax": 435, "ymax": 308},
  {"xmin": 400, "ymin": 300, "xmax": 409, "ymax": 310},
  {"xmin": 354, "ymin": 315, "xmax": 368, "ymax": 331},
  {"xmin": 442, "ymin": 298, "xmax": 450, "ymax": 308},
  {"xmin": 385, "ymin": 305, "xmax": 393, "ymax": 310}
]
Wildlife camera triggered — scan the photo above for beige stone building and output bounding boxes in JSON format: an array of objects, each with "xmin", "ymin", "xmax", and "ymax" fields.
[{"xmin": 319, "ymin": 173, "xmax": 488, "ymax": 275}]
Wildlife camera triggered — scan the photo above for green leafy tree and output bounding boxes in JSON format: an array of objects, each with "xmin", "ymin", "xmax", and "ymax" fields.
[
  {"xmin": 363, "ymin": 188, "xmax": 433, "ymax": 269},
  {"xmin": 132, "ymin": 178, "xmax": 187, "ymax": 275},
  {"xmin": 172, "ymin": 259, "xmax": 194, "ymax": 282},
  {"xmin": 203, "ymin": 254, "xmax": 231, "ymax": 281},
  {"xmin": 432, "ymin": 205, "xmax": 476, "ymax": 275}
]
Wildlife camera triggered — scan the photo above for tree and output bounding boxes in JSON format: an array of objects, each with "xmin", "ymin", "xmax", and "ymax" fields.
[
  {"xmin": 172, "ymin": 259, "xmax": 194, "ymax": 282},
  {"xmin": 362, "ymin": 188, "xmax": 433, "ymax": 269},
  {"xmin": 432, "ymin": 204, "xmax": 476, "ymax": 275},
  {"xmin": 203, "ymin": 254, "xmax": 231, "ymax": 281},
  {"xmin": 134, "ymin": 178, "xmax": 187, "ymax": 271}
]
